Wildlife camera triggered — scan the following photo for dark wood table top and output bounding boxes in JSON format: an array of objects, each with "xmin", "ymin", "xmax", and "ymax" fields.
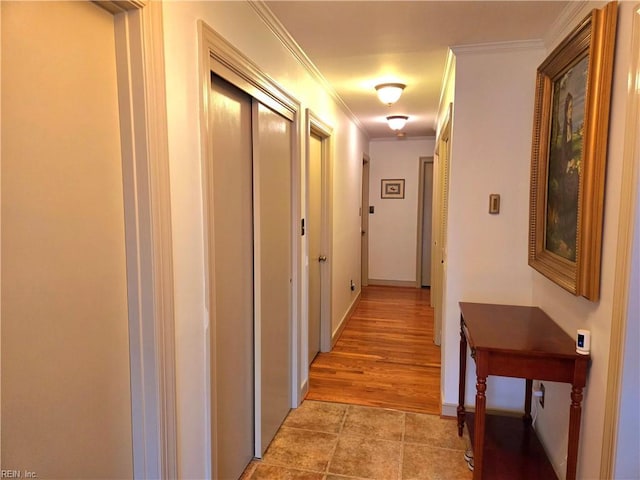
[{"xmin": 459, "ymin": 302, "xmax": 582, "ymax": 359}]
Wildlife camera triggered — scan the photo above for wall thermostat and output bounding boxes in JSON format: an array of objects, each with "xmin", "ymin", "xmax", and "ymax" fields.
[{"xmin": 576, "ymin": 329, "xmax": 591, "ymax": 355}]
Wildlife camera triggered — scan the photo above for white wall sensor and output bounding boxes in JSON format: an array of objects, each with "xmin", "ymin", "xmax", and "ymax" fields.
[{"xmin": 576, "ymin": 329, "xmax": 591, "ymax": 355}]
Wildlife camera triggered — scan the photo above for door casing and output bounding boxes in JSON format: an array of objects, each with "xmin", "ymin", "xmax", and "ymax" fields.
[
  {"xmin": 305, "ymin": 110, "xmax": 333, "ymax": 360},
  {"xmin": 199, "ymin": 21, "xmax": 302, "ymax": 474}
]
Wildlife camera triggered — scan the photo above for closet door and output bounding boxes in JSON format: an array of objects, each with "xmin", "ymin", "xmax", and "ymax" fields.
[
  {"xmin": 209, "ymin": 74, "xmax": 254, "ymax": 480},
  {"xmin": 253, "ymin": 101, "xmax": 293, "ymax": 455}
]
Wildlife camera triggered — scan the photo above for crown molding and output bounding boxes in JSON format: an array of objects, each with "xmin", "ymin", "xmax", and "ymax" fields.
[
  {"xmin": 543, "ymin": 1, "xmax": 593, "ymax": 50},
  {"xmin": 451, "ymin": 39, "xmax": 545, "ymax": 55},
  {"xmin": 248, "ymin": 1, "xmax": 368, "ymax": 138},
  {"xmin": 94, "ymin": 0, "xmax": 146, "ymax": 14},
  {"xmin": 370, "ymin": 135, "xmax": 436, "ymax": 143}
]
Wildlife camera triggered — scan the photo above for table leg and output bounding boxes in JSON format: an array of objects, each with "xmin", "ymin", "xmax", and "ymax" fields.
[
  {"xmin": 457, "ymin": 316, "xmax": 467, "ymax": 436},
  {"xmin": 524, "ymin": 379, "xmax": 533, "ymax": 424},
  {"xmin": 473, "ymin": 374, "xmax": 487, "ymax": 480},
  {"xmin": 566, "ymin": 386, "xmax": 584, "ymax": 480}
]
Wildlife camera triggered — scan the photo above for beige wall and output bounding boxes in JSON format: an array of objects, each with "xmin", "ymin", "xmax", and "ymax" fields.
[
  {"xmin": 161, "ymin": 3, "xmax": 368, "ymax": 477},
  {"xmin": 1, "ymin": 2, "xmax": 133, "ymax": 478}
]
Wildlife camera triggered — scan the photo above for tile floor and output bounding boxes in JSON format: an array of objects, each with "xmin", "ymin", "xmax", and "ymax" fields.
[{"xmin": 240, "ymin": 400, "xmax": 472, "ymax": 480}]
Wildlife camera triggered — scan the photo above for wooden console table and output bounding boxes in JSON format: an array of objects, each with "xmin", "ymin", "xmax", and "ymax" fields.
[{"xmin": 457, "ymin": 302, "xmax": 589, "ymax": 480}]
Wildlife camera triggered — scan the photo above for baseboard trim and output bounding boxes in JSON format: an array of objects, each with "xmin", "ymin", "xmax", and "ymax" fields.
[
  {"xmin": 299, "ymin": 379, "xmax": 309, "ymax": 405},
  {"xmin": 367, "ymin": 279, "xmax": 419, "ymax": 288},
  {"xmin": 331, "ymin": 291, "xmax": 361, "ymax": 347},
  {"xmin": 442, "ymin": 402, "xmax": 527, "ymax": 418},
  {"xmin": 441, "ymin": 403, "xmax": 458, "ymax": 418}
]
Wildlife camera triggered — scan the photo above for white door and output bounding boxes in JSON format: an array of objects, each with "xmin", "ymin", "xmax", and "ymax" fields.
[
  {"xmin": 308, "ymin": 133, "xmax": 323, "ymax": 363},
  {"xmin": 209, "ymin": 74, "xmax": 254, "ymax": 479},
  {"xmin": 2, "ymin": 2, "xmax": 133, "ymax": 477},
  {"xmin": 254, "ymin": 101, "xmax": 293, "ymax": 455}
]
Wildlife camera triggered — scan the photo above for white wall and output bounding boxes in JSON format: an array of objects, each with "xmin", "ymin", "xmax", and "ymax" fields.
[
  {"xmin": 441, "ymin": 43, "xmax": 544, "ymax": 413},
  {"xmin": 368, "ymin": 137, "xmax": 435, "ymax": 283},
  {"xmin": 161, "ymin": 3, "xmax": 367, "ymax": 477},
  {"xmin": 531, "ymin": 3, "xmax": 638, "ymax": 478}
]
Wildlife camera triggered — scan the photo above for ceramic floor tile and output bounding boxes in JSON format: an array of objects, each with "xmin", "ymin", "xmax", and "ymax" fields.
[
  {"xmin": 239, "ymin": 460, "xmax": 259, "ymax": 480},
  {"xmin": 404, "ymin": 412, "xmax": 469, "ymax": 450},
  {"xmin": 262, "ymin": 426, "xmax": 338, "ymax": 472},
  {"xmin": 283, "ymin": 400, "xmax": 348, "ymax": 433},
  {"xmin": 341, "ymin": 404, "xmax": 404, "ymax": 441},
  {"xmin": 402, "ymin": 443, "xmax": 472, "ymax": 480},
  {"xmin": 250, "ymin": 463, "xmax": 325, "ymax": 480},
  {"xmin": 324, "ymin": 476, "xmax": 370, "ymax": 480},
  {"xmin": 329, "ymin": 434, "xmax": 401, "ymax": 480}
]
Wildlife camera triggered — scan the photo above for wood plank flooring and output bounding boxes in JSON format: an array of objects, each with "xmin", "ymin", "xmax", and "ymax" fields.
[{"xmin": 307, "ymin": 286, "xmax": 441, "ymax": 415}]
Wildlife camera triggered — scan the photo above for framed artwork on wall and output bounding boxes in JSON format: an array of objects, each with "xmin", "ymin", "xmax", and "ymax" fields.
[
  {"xmin": 528, "ymin": 1, "xmax": 617, "ymax": 301},
  {"xmin": 381, "ymin": 179, "xmax": 405, "ymax": 199}
]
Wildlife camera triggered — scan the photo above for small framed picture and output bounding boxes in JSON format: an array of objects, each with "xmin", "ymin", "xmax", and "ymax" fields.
[{"xmin": 381, "ymin": 179, "xmax": 405, "ymax": 199}]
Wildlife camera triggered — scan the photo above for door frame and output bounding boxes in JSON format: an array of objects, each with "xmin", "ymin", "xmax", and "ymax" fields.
[
  {"xmin": 432, "ymin": 104, "xmax": 452, "ymax": 347},
  {"xmin": 600, "ymin": 5, "xmax": 640, "ymax": 477},
  {"xmin": 89, "ymin": 2, "xmax": 179, "ymax": 478},
  {"xmin": 415, "ymin": 156, "xmax": 434, "ymax": 288},
  {"xmin": 198, "ymin": 21, "xmax": 303, "ymax": 471},
  {"xmin": 1, "ymin": 1, "xmax": 178, "ymax": 476},
  {"xmin": 361, "ymin": 153, "xmax": 370, "ymax": 287},
  {"xmin": 305, "ymin": 110, "xmax": 333, "ymax": 358}
]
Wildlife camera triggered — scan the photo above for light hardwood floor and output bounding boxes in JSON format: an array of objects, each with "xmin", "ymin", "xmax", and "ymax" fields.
[{"xmin": 307, "ymin": 285, "xmax": 441, "ymax": 415}]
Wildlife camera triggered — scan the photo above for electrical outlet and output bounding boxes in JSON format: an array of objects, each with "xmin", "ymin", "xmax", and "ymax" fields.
[
  {"xmin": 533, "ymin": 382, "xmax": 545, "ymax": 408},
  {"xmin": 350, "ymin": 280, "xmax": 356, "ymax": 291}
]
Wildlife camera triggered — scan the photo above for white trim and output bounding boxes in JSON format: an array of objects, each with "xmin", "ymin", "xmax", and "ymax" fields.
[
  {"xmin": 441, "ymin": 403, "xmax": 457, "ymax": 418},
  {"xmin": 451, "ymin": 39, "xmax": 545, "ymax": 56},
  {"xmin": 369, "ymin": 135, "xmax": 436, "ymax": 143},
  {"xmin": 112, "ymin": 2, "xmax": 177, "ymax": 478},
  {"xmin": 437, "ymin": 49, "xmax": 455, "ymax": 131},
  {"xmin": 543, "ymin": 1, "xmax": 592, "ymax": 51},
  {"xmin": 600, "ymin": 4, "xmax": 640, "ymax": 477},
  {"xmin": 248, "ymin": 1, "xmax": 367, "ymax": 138},
  {"xmin": 367, "ymin": 279, "xmax": 418, "ymax": 288},
  {"xmin": 94, "ymin": 0, "xmax": 146, "ymax": 14},
  {"xmin": 331, "ymin": 291, "xmax": 361, "ymax": 347}
]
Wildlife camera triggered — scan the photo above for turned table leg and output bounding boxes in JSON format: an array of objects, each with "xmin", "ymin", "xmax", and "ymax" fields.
[
  {"xmin": 473, "ymin": 374, "xmax": 487, "ymax": 480},
  {"xmin": 457, "ymin": 315, "xmax": 467, "ymax": 436},
  {"xmin": 566, "ymin": 386, "xmax": 584, "ymax": 480}
]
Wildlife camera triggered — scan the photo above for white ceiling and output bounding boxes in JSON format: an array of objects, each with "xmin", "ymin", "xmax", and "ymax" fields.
[{"xmin": 264, "ymin": 1, "xmax": 570, "ymax": 139}]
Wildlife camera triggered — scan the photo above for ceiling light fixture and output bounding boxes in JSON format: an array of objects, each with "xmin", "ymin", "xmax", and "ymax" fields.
[
  {"xmin": 375, "ymin": 83, "xmax": 406, "ymax": 105},
  {"xmin": 386, "ymin": 115, "xmax": 409, "ymax": 131}
]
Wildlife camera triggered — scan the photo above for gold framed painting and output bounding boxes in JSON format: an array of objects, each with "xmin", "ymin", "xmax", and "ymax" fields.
[{"xmin": 528, "ymin": 1, "xmax": 617, "ymax": 301}]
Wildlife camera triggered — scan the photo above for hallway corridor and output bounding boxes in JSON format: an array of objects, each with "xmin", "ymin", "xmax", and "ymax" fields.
[
  {"xmin": 240, "ymin": 286, "xmax": 471, "ymax": 479},
  {"xmin": 307, "ymin": 286, "xmax": 440, "ymax": 414}
]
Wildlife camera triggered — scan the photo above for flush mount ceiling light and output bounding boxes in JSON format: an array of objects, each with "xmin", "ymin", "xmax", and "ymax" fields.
[
  {"xmin": 375, "ymin": 83, "xmax": 406, "ymax": 105},
  {"xmin": 386, "ymin": 115, "xmax": 409, "ymax": 131}
]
